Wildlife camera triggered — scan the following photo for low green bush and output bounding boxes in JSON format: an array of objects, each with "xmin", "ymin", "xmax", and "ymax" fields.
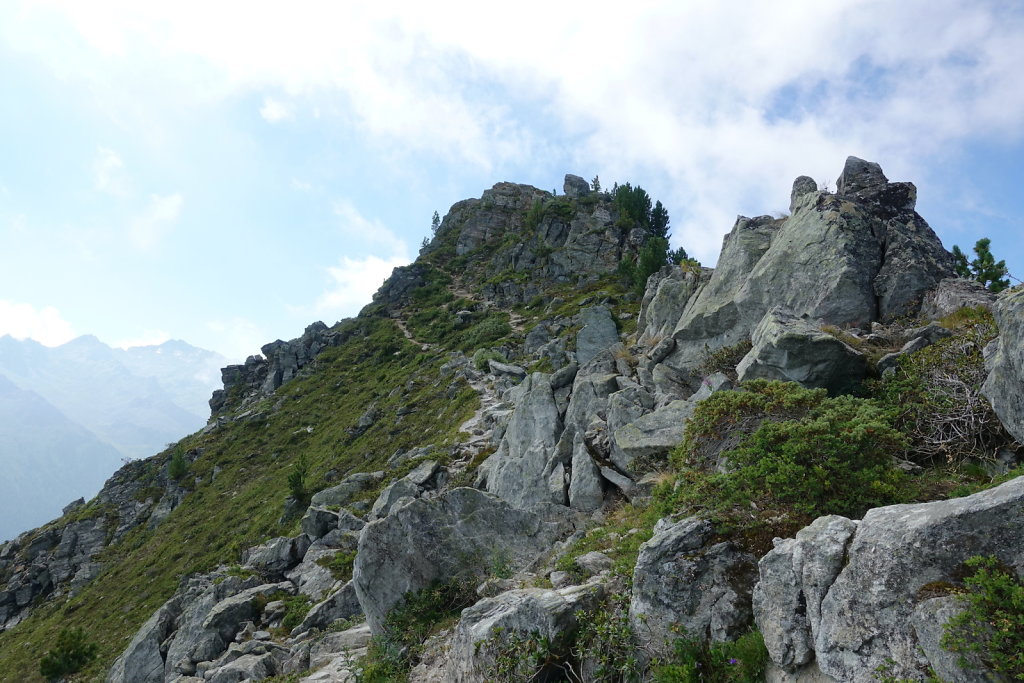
[
  {"xmin": 39, "ymin": 627, "xmax": 99, "ymax": 681},
  {"xmin": 662, "ymin": 381, "xmax": 910, "ymax": 551},
  {"xmin": 870, "ymin": 307, "xmax": 1007, "ymax": 465},
  {"xmin": 941, "ymin": 555, "xmax": 1024, "ymax": 679},
  {"xmin": 653, "ymin": 630, "xmax": 769, "ymax": 683}
]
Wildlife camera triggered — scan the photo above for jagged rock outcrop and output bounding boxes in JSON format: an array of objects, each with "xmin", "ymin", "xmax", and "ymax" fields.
[
  {"xmin": 735, "ymin": 307, "xmax": 867, "ymax": 395},
  {"xmin": 753, "ymin": 476, "xmax": 1024, "ymax": 681},
  {"xmin": 210, "ymin": 322, "xmax": 347, "ymax": 414},
  {"xmin": 630, "ymin": 517, "xmax": 757, "ymax": 658},
  {"xmin": 659, "ymin": 157, "xmax": 953, "ymax": 370},
  {"xmin": 352, "ymin": 488, "xmax": 578, "ymax": 633},
  {"xmin": 982, "ymin": 286, "xmax": 1024, "ymax": 443}
]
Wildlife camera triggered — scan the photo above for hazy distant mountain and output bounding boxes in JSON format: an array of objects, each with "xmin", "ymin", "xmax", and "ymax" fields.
[
  {"xmin": 0, "ymin": 335, "xmax": 227, "ymax": 458},
  {"xmin": 0, "ymin": 335, "xmax": 227, "ymax": 541},
  {"xmin": 0, "ymin": 374, "xmax": 124, "ymax": 541}
]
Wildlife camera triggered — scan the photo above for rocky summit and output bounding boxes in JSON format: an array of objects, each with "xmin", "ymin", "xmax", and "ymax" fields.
[{"xmin": 1, "ymin": 159, "xmax": 1021, "ymax": 683}]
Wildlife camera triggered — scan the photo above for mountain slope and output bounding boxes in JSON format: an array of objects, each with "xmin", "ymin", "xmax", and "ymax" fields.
[
  {"xmin": 0, "ymin": 165, "xmax": 1020, "ymax": 682},
  {"xmin": 0, "ymin": 375, "xmax": 124, "ymax": 542}
]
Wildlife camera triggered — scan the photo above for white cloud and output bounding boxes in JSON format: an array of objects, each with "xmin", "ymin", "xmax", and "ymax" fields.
[
  {"xmin": 113, "ymin": 329, "xmax": 170, "ymax": 349},
  {"xmin": 7, "ymin": 2, "xmax": 1024, "ymax": 263},
  {"xmin": 332, "ymin": 198, "xmax": 409, "ymax": 257},
  {"xmin": 259, "ymin": 96, "xmax": 293, "ymax": 123},
  {"xmin": 93, "ymin": 145, "xmax": 127, "ymax": 195},
  {"xmin": 0, "ymin": 300, "xmax": 77, "ymax": 346},
  {"xmin": 313, "ymin": 254, "xmax": 409, "ymax": 322},
  {"xmin": 130, "ymin": 192, "xmax": 182, "ymax": 249}
]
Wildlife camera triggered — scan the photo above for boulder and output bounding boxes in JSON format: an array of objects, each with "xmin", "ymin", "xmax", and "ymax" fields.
[
  {"xmin": 285, "ymin": 545, "xmax": 338, "ymax": 601},
  {"xmin": 202, "ymin": 582, "xmax": 295, "ymax": 644},
  {"xmin": 753, "ymin": 476, "xmax": 1024, "ymax": 681},
  {"xmin": 563, "ymin": 173, "xmax": 591, "ymax": 198},
  {"xmin": 242, "ymin": 536, "xmax": 308, "ymax": 577},
  {"xmin": 736, "ymin": 307, "xmax": 867, "ymax": 395},
  {"xmin": 106, "ymin": 601, "xmax": 179, "ymax": 683},
  {"xmin": 293, "ymin": 581, "xmax": 362, "ymax": 635},
  {"xmin": 300, "ymin": 507, "xmax": 339, "ymax": 540},
  {"xmin": 789, "ymin": 176, "xmax": 818, "ymax": 213},
  {"xmin": 982, "ymin": 286, "xmax": 1024, "ymax": 443},
  {"xmin": 630, "ymin": 517, "xmax": 757, "ymax": 658},
  {"xmin": 445, "ymin": 581, "xmax": 605, "ymax": 682},
  {"xmin": 369, "ymin": 478, "xmax": 421, "ymax": 520},
  {"xmin": 479, "ymin": 373, "xmax": 565, "ymax": 508},
  {"xmin": 637, "ymin": 266, "xmax": 707, "ymax": 346},
  {"xmin": 567, "ymin": 433, "xmax": 604, "ymax": 513},
  {"xmin": 352, "ymin": 488, "xmax": 577, "ymax": 633},
  {"xmin": 752, "ymin": 515, "xmax": 858, "ymax": 672},
  {"xmin": 576, "ymin": 306, "xmax": 620, "ymax": 365},
  {"xmin": 920, "ymin": 277, "xmax": 996, "ymax": 320},
  {"xmin": 310, "ymin": 472, "xmax": 384, "ymax": 507}
]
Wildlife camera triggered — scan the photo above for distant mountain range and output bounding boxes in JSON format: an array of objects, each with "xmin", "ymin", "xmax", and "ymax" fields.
[{"xmin": 0, "ymin": 335, "xmax": 227, "ymax": 541}]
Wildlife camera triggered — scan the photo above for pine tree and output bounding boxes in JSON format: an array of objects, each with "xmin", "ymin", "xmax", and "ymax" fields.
[
  {"xmin": 651, "ymin": 200, "xmax": 670, "ymax": 238},
  {"xmin": 952, "ymin": 238, "xmax": 1010, "ymax": 293},
  {"xmin": 431, "ymin": 211, "xmax": 440, "ymax": 235},
  {"xmin": 591, "ymin": 175, "xmax": 601, "ymax": 193}
]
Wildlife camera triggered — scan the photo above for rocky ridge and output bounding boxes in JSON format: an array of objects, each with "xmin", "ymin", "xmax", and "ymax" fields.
[{"xmin": 1, "ymin": 160, "xmax": 1021, "ymax": 683}]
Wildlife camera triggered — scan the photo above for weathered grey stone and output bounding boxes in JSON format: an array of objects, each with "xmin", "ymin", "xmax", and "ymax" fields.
[
  {"xmin": 835, "ymin": 156, "xmax": 888, "ymax": 196},
  {"xmin": 563, "ymin": 173, "xmax": 591, "ymax": 198},
  {"xmin": 549, "ymin": 362, "xmax": 578, "ymax": 390},
  {"xmin": 353, "ymin": 488, "xmax": 577, "ymax": 633},
  {"xmin": 309, "ymin": 623, "xmax": 373, "ymax": 670},
  {"xmin": 206, "ymin": 651, "xmax": 277, "ymax": 683},
  {"xmin": 294, "ymin": 581, "xmax": 362, "ymax": 634},
  {"xmin": 106, "ymin": 602, "xmax": 179, "ymax": 683},
  {"xmin": 920, "ymin": 277, "xmax": 996, "ymax": 320},
  {"xmin": 648, "ymin": 336, "xmax": 676, "ymax": 364},
  {"xmin": 369, "ymin": 478, "xmax": 421, "ymax": 520},
  {"xmin": 479, "ymin": 373, "xmax": 564, "ymax": 508},
  {"xmin": 736, "ymin": 307, "xmax": 867, "ymax": 395},
  {"xmin": 301, "ymin": 507, "xmax": 339, "ymax": 540},
  {"xmin": 576, "ymin": 306, "xmax": 620, "ymax": 366},
  {"xmin": 638, "ymin": 266, "xmax": 707, "ymax": 346},
  {"xmin": 405, "ymin": 459, "xmax": 441, "ymax": 487},
  {"xmin": 574, "ymin": 551, "xmax": 613, "ymax": 576},
  {"xmin": 752, "ymin": 516, "xmax": 858, "ymax": 672},
  {"xmin": 568, "ymin": 433, "xmax": 604, "ymax": 513},
  {"xmin": 335, "ymin": 510, "xmax": 365, "ymax": 533},
  {"xmin": 202, "ymin": 582, "xmax": 295, "ymax": 644},
  {"xmin": 790, "ymin": 176, "xmax": 818, "ymax": 213},
  {"xmin": 612, "ymin": 399, "xmax": 696, "ymax": 466},
  {"xmin": 757, "ymin": 476, "xmax": 1024, "ymax": 681},
  {"xmin": 242, "ymin": 537, "xmax": 306, "ymax": 577},
  {"xmin": 664, "ymin": 159, "xmax": 951, "ymax": 370},
  {"xmin": 310, "ymin": 472, "xmax": 383, "ymax": 507},
  {"xmin": 286, "ymin": 545, "xmax": 338, "ymax": 601},
  {"xmin": 488, "ymin": 360, "xmax": 527, "ymax": 378},
  {"xmin": 445, "ymin": 581, "xmax": 605, "ymax": 682},
  {"xmin": 911, "ymin": 596, "xmax": 980, "ymax": 683},
  {"xmin": 982, "ymin": 287, "xmax": 1024, "ymax": 443},
  {"xmin": 630, "ymin": 517, "xmax": 757, "ymax": 658}
]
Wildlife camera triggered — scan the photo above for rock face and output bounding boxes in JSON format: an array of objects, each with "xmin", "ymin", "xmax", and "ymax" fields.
[
  {"xmin": 576, "ymin": 306, "xmax": 619, "ymax": 365},
  {"xmin": 444, "ymin": 581, "xmax": 605, "ymax": 682},
  {"xmin": 753, "ymin": 476, "xmax": 1024, "ymax": 681},
  {"xmin": 630, "ymin": 518, "xmax": 757, "ymax": 658},
  {"xmin": 478, "ymin": 373, "xmax": 565, "ymax": 508},
  {"xmin": 661, "ymin": 157, "xmax": 953, "ymax": 370},
  {"xmin": 919, "ymin": 277, "xmax": 996, "ymax": 320},
  {"xmin": 210, "ymin": 322, "xmax": 347, "ymax": 414},
  {"xmin": 352, "ymin": 488, "xmax": 577, "ymax": 634},
  {"xmin": 982, "ymin": 286, "xmax": 1024, "ymax": 443},
  {"xmin": 735, "ymin": 307, "xmax": 867, "ymax": 395}
]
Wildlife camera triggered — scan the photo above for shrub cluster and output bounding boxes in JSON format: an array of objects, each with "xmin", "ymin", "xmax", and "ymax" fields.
[
  {"xmin": 662, "ymin": 381, "xmax": 910, "ymax": 550},
  {"xmin": 39, "ymin": 627, "xmax": 99, "ymax": 681}
]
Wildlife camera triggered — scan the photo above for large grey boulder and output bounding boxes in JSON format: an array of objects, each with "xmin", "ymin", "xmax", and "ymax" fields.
[
  {"xmin": 638, "ymin": 266, "xmax": 708, "ymax": 345},
  {"xmin": 982, "ymin": 286, "xmax": 1024, "ymax": 443},
  {"xmin": 353, "ymin": 488, "xmax": 577, "ymax": 633},
  {"xmin": 241, "ymin": 536, "xmax": 309, "ymax": 578},
  {"xmin": 752, "ymin": 515, "xmax": 858, "ymax": 672},
  {"xmin": 445, "ymin": 581, "xmax": 605, "ymax": 682},
  {"xmin": 479, "ymin": 373, "xmax": 565, "ymax": 508},
  {"xmin": 310, "ymin": 471, "xmax": 384, "ymax": 507},
  {"xmin": 576, "ymin": 306, "xmax": 620, "ymax": 365},
  {"xmin": 563, "ymin": 173, "xmax": 591, "ymax": 198},
  {"xmin": 630, "ymin": 518, "xmax": 757, "ymax": 658},
  {"xmin": 286, "ymin": 545, "xmax": 338, "ymax": 601},
  {"xmin": 663, "ymin": 158, "xmax": 952, "ymax": 370},
  {"xmin": 293, "ymin": 581, "xmax": 362, "ymax": 635},
  {"xmin": 567, "ymin": 433, "xmax": 604, "ymax": 513},
  {"xmin": 106, "ymin": 601, "xmax": 179, "ymax": 683},
  {"xmin": 736, "ymin": 307, "xmax": 867, "ymax": 395},
  {"xmin": 754, "ymin": 476, "xmax": 1024, "ymax": 681},
  {"xmin": 920, "ymin": 277, "xmax": 996, "ymax": 320}
]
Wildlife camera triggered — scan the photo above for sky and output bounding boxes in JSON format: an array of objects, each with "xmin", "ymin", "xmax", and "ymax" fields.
[{"xmin": 1, "ymin": 1, "xmax": 1022, "ymax": 361}]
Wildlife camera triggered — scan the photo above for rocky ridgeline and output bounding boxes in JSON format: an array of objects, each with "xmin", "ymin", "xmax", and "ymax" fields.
[{"xmin": 4, "ymin": 159, "xmax": 1023, "ymax": 682}]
